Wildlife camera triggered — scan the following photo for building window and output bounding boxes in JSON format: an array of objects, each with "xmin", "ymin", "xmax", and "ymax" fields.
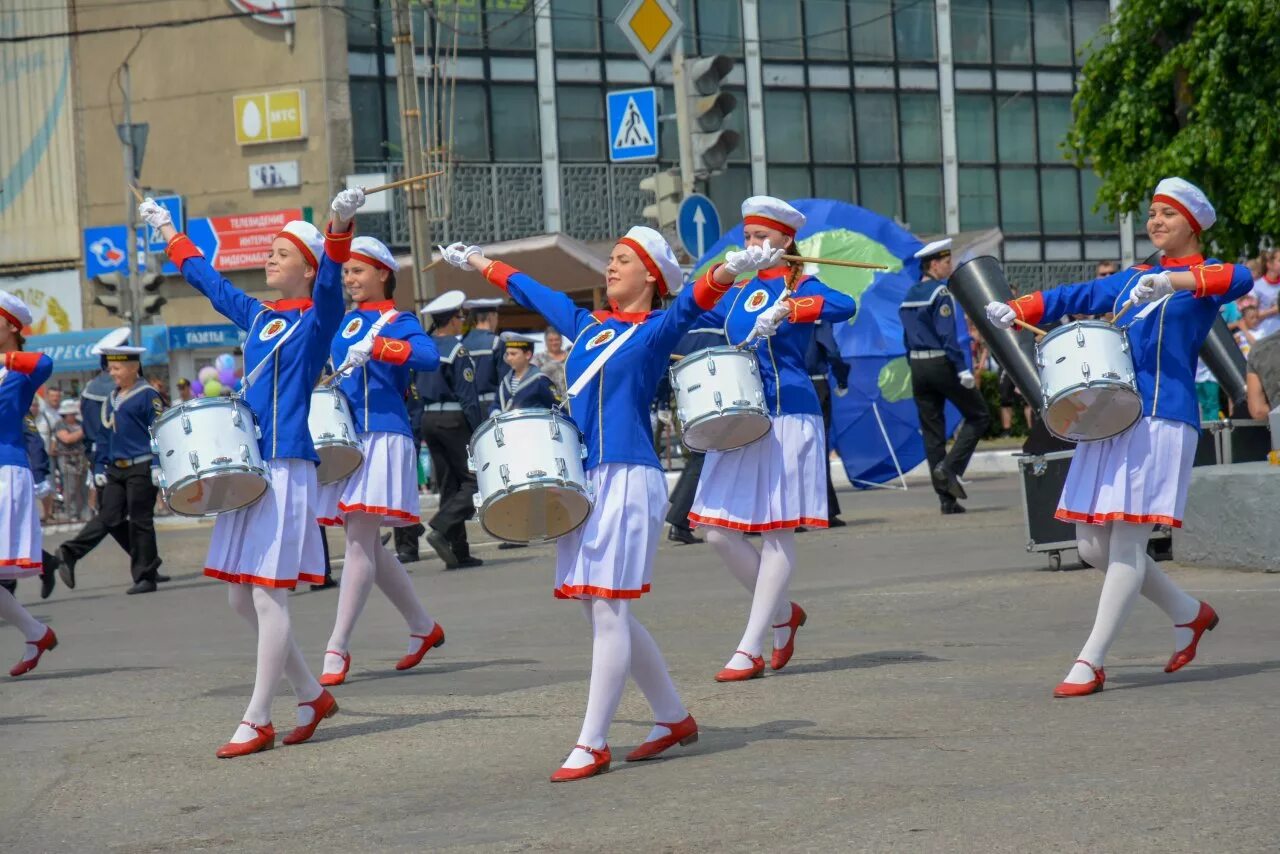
[
  {"xmin": 992, "ymin": 0, "xmax": 1032, "ymax": 63},
  {"xmin": 951, "ymin": 0, "xmax": 991, "ymax": 63},
  {"xmin": 437, "ymin": 82, "xmax": 491, "ymax": 161},
  {"xmin": 1037, "ymin": 95, "xmax": 1072, "ymax": 163},
  {"xmin": 804, "ymin": 0, "xmax": 848, "ymax": 61},
  {"xmin": 346, "ymin": 0, "xmax": 382, "ymax": 50},
  {"xmin": 1080, "ymin": 170, "xmax": 1113, "ymax": 231},
  {"xmin": 552, "ymin": 0, "xmax": 600, "ymax": 51},
  {"xmin": 996, "ymin": 95, "xmax": 1036, "ymax": 163},
  {"xmin": 1033, "ymin": 0, "xmax": 1073, "ymax": 65},
  {"xmin": 895, "ymin": 0, "xmax": 936, "ymax": 62},
  {"xmin": 761, "ymin": 0, "xmax": 805, "ymax": 60},
  {"xmin": 695, "ymin": 0, "xmax": 743, "ymax": 56},
  {"xmin": 813, "ymin": 166, "xmax": 856, "ymax": 203},
  {"xmin": 959, "ymin": 167, "xmax": 999, "ymax": 230},
  {"xmin": 1041, "ymin": 169, "xmax": 1081, "ymax": 232},
  {"xmin": 855, "ymin": 92, "xmax": 898, "ymax": 162},
  {"xmin": 764, "ymin": 90, "xmax": 809, "ymax": 163},
  {"xmin": 707, "ymin": 166, "xmax": 752, "ymax": 228},
  {"xmin": 491, "ymin": 85, "xmax": 540, "ymax": 161},
  {"xmin": 955, "ymin": 94, "xmax": 995, "ymax": 162},
  {"xmin": 899, "ymin": 93, "xmax": 941, "ymax": 162},
  {"xmin": 809, "ymin": 91, "xmax": 854, "ymax": 162},
  {"xmin": 904, "ymin": 167, "xmax": 943, "ymax": 233},
  {"xmin": 556, "ymin": 86, "xmax": 605, "ymax": 161},
  {"xmin": 859, "ymin": 168, "xmax": 901, "ymax": 222},
  {"xmin": 850, "ymin": 0, "xmax": 894, "ymax": 61},
  {"xmin": 768, "ymin": 166, "xmax": 813, "ymax": 201},
  {"xmin": 999, "ymin": 167, "xmax": 1040, "ymax": 232},
  {"xmin": 1072, "ymin": 0, "xmax": 1110, "ymax": 62},
  {"xmin": 351, "ymin": 77, "xmax": 392, "ymax": 161}
]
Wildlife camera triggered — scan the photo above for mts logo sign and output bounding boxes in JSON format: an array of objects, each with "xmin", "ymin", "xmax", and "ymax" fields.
[{"xmin": 233, "ymin": 89, "xmax": 308, "ymax": 145}]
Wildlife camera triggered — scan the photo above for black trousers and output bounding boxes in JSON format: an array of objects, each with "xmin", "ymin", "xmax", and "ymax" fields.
[
  {"xmin": 665, "ymin": 450, "xmax": 705, "ymax": 529},
  {"xmin": 61, "ymin": 461, "xmax": 161, "ymax": 582},
  {"xmin": 421, "ymin": 410, "xmax": 477, "ymax": 555},
  {"xmin": 909, "ymin": 356, "xmax": 991, "ymax": 502},
  {"xmin": 811, "ymin": 378, "xmax": 842, "ymax": 519}
]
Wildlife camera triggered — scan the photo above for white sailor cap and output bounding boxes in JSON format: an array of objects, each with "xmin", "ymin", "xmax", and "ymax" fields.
[
  {"xmin": 1153, "ymin": 177, "xmax": 1216, "ymax": 234},
  {"xmin": 420, "ymin": 289, "xmax": 467, "ymax": 318},
  {"xmin": 618, "ymin": 225, "xmax": 684, "ymax": 296},
  {"xmin": 499, "ymin": 332, "xmax": 536, "ymax": 351},
  {"xmin": 59, "ymin": 398, "xmax": 80, "ymax": 415},
  {"xmin": 913, "ymin": 238, "xmax": 953, "ymax": 260},
  {"xmin": 0, "ymin": 290, "xmax": 32, "ymax": 330},
  {"xmin": 350, "ymin": 236, "xmax": 397, "ymax": 272},
  {"xmin": 90, "ymin": 326, "xmax": 132, "ymax": 356},
  {"xmin": 277, "ymin": 220, "xmax": 325, "ymax": 269},
  {"xmin": 99, "ymin": 343, "xmax": 146, "ymax": 363},
  {"xmin": 463, "ymin": 297, "xmax": 505, "ymax": 311},
  {"xmin": 741, "ymin": 196, "xmax": 806, "ymax": 238}
]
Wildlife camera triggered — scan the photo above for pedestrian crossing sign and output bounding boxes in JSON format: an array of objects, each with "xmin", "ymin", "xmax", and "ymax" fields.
[{"xmin": 607, "ymin": 87, "xmax": 659, "ymax": 163}]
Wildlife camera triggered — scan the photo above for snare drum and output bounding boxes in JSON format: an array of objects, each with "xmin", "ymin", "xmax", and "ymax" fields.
[
  {"xmin": 308, "ymin": 387, "xmax": 363, "ymax": 484},
  {"xmin": 1037, "ymin": 320, "xmax": 1142, "ymax": 442},
  {"xmin": 151, "ymin": 397, "xmax": 268, "ymax": 516},
  {"xmin": 468, "ymin": 408, "xmax": 593, "ymax": 543},
  {"xmin": 670, "ymin": 345, "xmax": 770, "ymax": 452}
]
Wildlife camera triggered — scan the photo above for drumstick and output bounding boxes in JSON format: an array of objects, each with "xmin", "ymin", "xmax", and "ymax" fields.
[
  {"xmin": 782, "ymin": 254, "xmax": 889, "ymax": 271},
  {"xmin": 1111, "ymin": 300, "xmax": 1136, "ymax": 325},
  {"xmin": 363, "ymin": 170, "xmax": 444, "ymax": 194},
  {"xmin": 127, "ymin": 183, "xmax": 145, "ymax": 203},
  {"xmin": 1012, "ymin": 317, "xmax": 1048, "ymax": 338},
  {"xmin": 735, "ymin": 287, "xmax": 795, "ymax": 350}
]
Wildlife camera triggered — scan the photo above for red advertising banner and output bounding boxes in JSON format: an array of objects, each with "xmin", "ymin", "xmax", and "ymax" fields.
[{"xmin": 202, "ymin": 208, "xmax": 303, "ymax": 271}]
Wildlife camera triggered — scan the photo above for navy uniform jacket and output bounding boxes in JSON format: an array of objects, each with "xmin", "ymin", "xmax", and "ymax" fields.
[
  {"xmin": 24, "ymin": 418, "xmax": 50, "ymax": 484},
  {"xmin": 899, "ymin": 276, "xmax": 969, "ymax": 372},
  {"xmin": 103, "ymin": 382, "xmax": 164, "ymax": 463},
  {"xmin": 414, "ymin": 335, "xmax": 484, "ymax": 432},
  {"xmin": 80, "ymin": 370, "xmax": 115, "ymax": 472},
  {"xmin": 805, "ymin": 318, "xmax": 851, "ymax": 388},
  {"xmin": 498, "ymin": 366, "xmax": 560, "ymax": 411},
  {"xmin": 461, "ymin": 328, "xmax": 505, "ymax": 403}
]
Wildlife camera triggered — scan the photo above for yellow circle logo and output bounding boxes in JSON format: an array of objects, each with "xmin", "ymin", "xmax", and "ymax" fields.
[
  {"xmin": 260, "ymin": 319, "xmax": 288, "ymax": 341},
  {"xmin": 745, "ymin": 289, "xmax": 770, "ymax": 312},
  {"xmin": 586, "ymin": 328, "xmax": 616, "ymax": 350}
]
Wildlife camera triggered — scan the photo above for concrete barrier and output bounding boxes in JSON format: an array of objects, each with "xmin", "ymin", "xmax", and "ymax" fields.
[{"xmin": 1174, "ymin": 462, "xmax": 1280, "ymax": 572}]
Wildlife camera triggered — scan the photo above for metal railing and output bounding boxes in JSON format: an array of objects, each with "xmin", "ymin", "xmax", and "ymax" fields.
[{"xmin": 1005, "ymin": 262, "xmax": 1099, "ymax": 293}]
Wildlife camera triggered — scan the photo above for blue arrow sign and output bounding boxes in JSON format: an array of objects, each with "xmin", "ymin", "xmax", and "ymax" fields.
[
  {"xmin": 607, "ymin": 87, "xmax": 658, "ymax": 163},
  {"xmin": 677, "ymin": 194, "xmax": 721, "ymax": 261}
]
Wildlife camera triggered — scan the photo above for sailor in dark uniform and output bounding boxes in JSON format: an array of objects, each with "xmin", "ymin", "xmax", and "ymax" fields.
[
  {"xmin": 899, "ymin": 238, "xmax": 991, "ymax": 514},
  {"xmin": 662, "ymin": 325, "xmax": 726, "ymax": 545},
  {"xmin": 463, "ymin": 297, "xmax": 506, "ymax": 414},
  {"xmin": 497, "ymin": 333, "xmax": 560, "ymax": 411},
  {"xmin": 414, "ymin": 290, "xmax": 485, "ymax": 569},
  {"xmin": 804, "ymin": 318, "xmax": 851, "ymax": 527}
]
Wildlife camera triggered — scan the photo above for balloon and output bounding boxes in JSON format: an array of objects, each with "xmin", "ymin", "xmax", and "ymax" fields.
[
  {"xmin": 190, "ymin": 380, "xmax": 204, "ymax": 396},
  {"xmin": 203, "ymin": 379, "xmax": 224, "ymax": 397},
  {"xmin": 215, "ymin": 353, "xmax": 236, "ymax": 372},
  {"xmin": 198, "ymin": 366, "xmax": 218, "ymax": 383},
  {"xmin": 218, "ymin": 367, "xmax": 237, "ymax": 385}
]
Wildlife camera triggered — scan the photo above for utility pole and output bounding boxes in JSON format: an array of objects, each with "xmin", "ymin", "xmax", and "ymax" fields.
[
  {"xmin": 390, "ymin": 0, "xmax": 434, "ymax": 306},
  {"xmin": 670, "ymin": 39, "xmax": 696, "ymax": 198},
  {"xmin": 119, "ymin": 61, "xmax": 140, "ymax": 342}
]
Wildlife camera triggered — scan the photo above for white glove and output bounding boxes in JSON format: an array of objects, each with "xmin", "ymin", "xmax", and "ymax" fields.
[
  {"xmin": 723, "ymin": 240, "xmax": 785, "ymax": 276},
  {"xmin": 150, "ymin": 467, "xmax": 163, "ymax": 488},
  {"xmin": 833, "ymin": 385, "xmax": 849, "ymax": 398},
  {"xmin": 94, "ymin": 472, "xmax": 107, "ymax": 488},
  {"xmin": 656, "ymin": 409, "xmax": 673, "ymax": 426},
  {"xmin": 958, "ymin": 370, "xmax": 976, "ymax": 389},
  {"xmin": 750, "ymin": 298, "xmax": 792, "ymax": 340},
  {"xmin": 345, "ymin": 335, "xmax": 375, "ymax": 369},
  {"xmin": 985, "ymin": 301, "xmax": 1017, "ymax": 330},
  {"xmin": 439, "ymin": 242, "xmax": 482, "ymax": 271},
  {"xmin": 33, "ymin": 479, "xmax": 53, "ymax": 499},
  {"xmin": 1131, "ymin": 272, "xmax": 1174, "ymax": 303},
  {"xmin": 138, "ymin": 197, "xmax": 172, "ymax": 230},
  {"xmin": 330, "ymin": 187, "xmax": 366, "ymax": 221}
]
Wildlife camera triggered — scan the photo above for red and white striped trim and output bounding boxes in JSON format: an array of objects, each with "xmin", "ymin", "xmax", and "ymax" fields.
[
  {"xmin": 687, "ymin": 512, "xmax": 829, "ymax": 533},
  {"xmin": 1055, "ymin": 508, "xmax": 1182, "ymax": 529},
  {"xmin": 204, "ymin": 567, "xmax": 328, "ymax": 589},
  {"xmin": 554, "ymin": 582, "xmax": 652, "ymax": 600}
]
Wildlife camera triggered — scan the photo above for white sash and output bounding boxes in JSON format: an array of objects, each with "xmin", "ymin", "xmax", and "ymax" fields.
[
  {"xmin": 242, "ymin": 310, "xmax": 304, "ymax": 391},
  {"xmin": 327, "ymin": 309, "xmax": 399, "ymax": 385},
  {"xmin": 567, "ymin": 324, "xmax": 639, "ymax": 398}
]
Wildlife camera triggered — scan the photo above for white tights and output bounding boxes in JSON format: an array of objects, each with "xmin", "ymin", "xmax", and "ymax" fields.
[
  {"xmin": 323, "ymin": 513, "xmax": 435, "ymax": 674},
  {"xmin": 561, "ymin": 598, "xmax": 687, "ymax": 769},
  {"xmin": 227, "ymin": 584, "xmax": 323, "ymax": 742},
  {"xmin": 705, "ymin": 528, "xmax": 795, "ymax": 669},
  {"xmin": 0, "ymin": 585, "xmax": 47, "ymax": 663},
  {"xmin": 1065, "ymin": 522, "xmax": 1200, "ymax": 684}
]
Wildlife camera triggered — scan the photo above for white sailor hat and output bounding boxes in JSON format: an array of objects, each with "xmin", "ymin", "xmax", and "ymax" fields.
[
  {"xmin": 463, "ymin": 297, "xmax": 505, "ymax": 311},
  {"xmin": 90, "ymin": 326, "xmax": 132, "ymax": 356},
  {"xmin": 350, "ymin": 236, "xmax": 397, "ymax": 272},
  {"xmin": 59, "ymin": 398, "xmax": 80, "ymax": 416},
  {"xmin": 1152, "ymin": 177, "xmax": 1216, "ymax": 234},
  {"xmin": 913, "ymin": 238, "xmax": 953, "ymax": 260},
  {"xmin": 100, "ymin": 343, "xmax": 146, "ymax": 363},
  {"xmin": 499, "ymin": 332, "xmax": 536, "ymax": 351},
  {"xmin": 741, "ymin": 196, "xmax": 806, "ymax": 238},
  {"xmin": 0, "ymin": 290, "xmax": 32, "ymax": 331},
  {"xmin": 420, "ymin": 289, "xmax": 467, "ymax": 318},
  {"xmin": 277, "ymin": 220, "xmax": 325, "ymax": 269},
  {"xmin": 618, "ymin": 225, "xmax": 684, "ymax": 296}
]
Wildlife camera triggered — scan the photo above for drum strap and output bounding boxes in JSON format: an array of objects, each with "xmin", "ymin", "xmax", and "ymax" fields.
[
  {"xmin": 327, "ymin": 310, "xmax": 398, "ymax": 385},
  {"xmin": 566, "ymin": 324, "xmax": 638, "ymax": 399}
]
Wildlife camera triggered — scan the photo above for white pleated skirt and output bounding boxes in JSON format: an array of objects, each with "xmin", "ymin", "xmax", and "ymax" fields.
[
  {"xmin": 0, "ymin": 465, "xmax": 42, "ymax": 579},
  {"xmin": 554, "ymin": 463, "xmax": 667, "ymax": 600},
  {"xmin": 315, "ymin": 431, "xmax": 420, "ymax": 527},
  {"xmin": 689, "ymin": 412, "xmax": 829, "ymax": 532},
  {"xmin": 1057, "ymin": 416, "xmax": 1198, "ymax": 528},
  {"xmin": 204, "ymin": 459, "xmax": 326, "ymax": 589}
]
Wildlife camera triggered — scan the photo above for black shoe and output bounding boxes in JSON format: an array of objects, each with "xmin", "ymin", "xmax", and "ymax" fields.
[
  {"xmin": 126, "ymin": 578, "xmax": 158, "ymax": 595},
  {"xmin": 667, "ymin": 525, "xmax": 702, "ymax": 545},
  {"xmin": 426, "ymin": 530, "xmax": 459, "ymax": 567},
  {"xmin": 827, "ymin": 517, "xmax": 847, "ymax": 528},
  {"xmin": 497, "ymin": 542, "xmax": 527, "ymax": 550},
  {"xmin": 380, "ymin": 532, "xmax": 393, "ymax": 547},
  {"xmin": 932, "ymin": 464, "xmax": 967, "ymax": 500},
  {"xmin": 453, "ymin": 556, "xmax": 484, "ymax": 569},
  {"xmin": 396, "ymin": 551, "xmax": 421, "ymax": 564},
  {"xmin": 57, "ymin": 546, "xmax": 76, "ymax": 589},
  {"xmin": 795, "ymin": 526, "xmax": 809, "ymax": 533},
  {"xmin": 0, "ymin": 579, "xmax": 14, "ymax": 594},
  {"xmin": 40, "ymin": 552, "xmax": 61, "ymax": 599},
  {"xmin": 155, "ymin": 573, "xmax": 171, "ymax": 583},
  {"xmin": 940, "ymin": 501, "xmax": 967, "ymax": 515},
  {"xmin": 309, "ymin": 575, "xmax": 338, "ymax": 592}
]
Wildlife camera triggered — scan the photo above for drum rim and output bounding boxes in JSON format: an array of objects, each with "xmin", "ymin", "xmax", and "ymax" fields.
[
  {"xmin": 670, "ymin": 345, "xmax": 760, "ymax": 376},
  {"xmin": 164, "ymin": 467, "xmax": 270, "ymax": 517},
  {"xmin": 1038, "ymin": 318, "xmax": 1131, "ymax": 346},
  {"xmin": 1041, "ymin": 377, "xmax": 1140, "ymax": 400},
  {"xmin": 476, "ymin": 478, "xmax": 593, "ymax": 544},
  {"xmin": 1044, "ymin": 395, "xmax": 1142, "ymax": 442},
  {"xmin": 469, "ymin": 406, "xmax": 585, "ymax": 445},
  {"xmin": 153, "ymin": 394, "xmax": 254, "ymax": 426},
  {"xmin": 315, "ymin": 448, "xmax": 364, "ymax": 484},
  {"xmin": 682, "ymin": 411, "xmax": 772, "ymax": 453}
]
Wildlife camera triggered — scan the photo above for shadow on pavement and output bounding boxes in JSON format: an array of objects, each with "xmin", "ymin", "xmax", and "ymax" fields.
[
  {"xmin": 1105, "ymin": 660, "xmax": 1280, "ymax": 692},
  {"xmin": 611, "ymin": 718, "xmax": 913, "ymax": 766},
  {"xmin": 200, "ymin": 659, "xmax": 544, "ymax": 697},
  {"xmin": 304, "ymin": 707, "xmax": 541, "ymax": 744},
  {"xmin": 782, "ymin": 649, "xmax": 944, "ymax": 676},
  {"xmin": 7, "ymin": 665, "xmax": 165, "ymax": 683}
]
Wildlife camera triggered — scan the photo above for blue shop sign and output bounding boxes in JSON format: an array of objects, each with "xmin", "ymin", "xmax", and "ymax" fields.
[
  {"xmin": 28, "ymin": 325, "xmax": 169, "ymax": 374},
  {"xmin": 168, "ymin": 324, "xmax": 245, "ymax": 351}
]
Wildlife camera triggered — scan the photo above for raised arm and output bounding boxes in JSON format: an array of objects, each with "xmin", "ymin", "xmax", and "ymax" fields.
[
  {"xmin": 1006, "ymin": 269, "xmax": 1132, "ymax": 327},
  {"xmin": 649, "ymin": 266, "xmax": 733, "ymax": 355},
  {"xmin": 4, "ymin": 352, "xmax": 53, "ymax": 389},
  {"xmin": 374, "ymin": 313, "xmax": 440, "ymax": 372},
  {"xmin": 440, "ymin": 243, "xmax": 595, "ymax": 339},
  {"xmin": 787, "ymin": 276, "xmax": 857, "ymax": 325}
]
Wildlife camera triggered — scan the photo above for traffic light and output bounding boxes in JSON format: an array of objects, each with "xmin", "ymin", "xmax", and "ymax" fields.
[
  {"xmin": 685, "ymin": 55, "xmax": 741, "ymax": 177},
  {"xmin": 138, "ymin": 272, "xmax": 166, "ymax": 319},
  {"xmin": 640, "ymin": 170, "xmax": 681, "ymax": 231},
  {"xmin": 94, "ymin": 272, "xmax": 127, "ymax": 316}
]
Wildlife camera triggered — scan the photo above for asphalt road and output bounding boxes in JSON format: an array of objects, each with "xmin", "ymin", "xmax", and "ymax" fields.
[{"xmin": 3, "ymin": 472, "xmax": 1278, "ymax": 853}]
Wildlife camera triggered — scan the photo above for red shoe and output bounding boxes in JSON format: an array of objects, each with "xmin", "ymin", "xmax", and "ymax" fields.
[
  {"xmin": 318, "ymin": 650, "xmax": 351, "ymax": 687},
  {"xmin": 216, "ymin": 721, "xmax": 275, "ymax": 758},
  {"xmin": 549, "ymin": 744, "xmax": 611, "ymax": 782},
  {"xmin": 395, "ymin": 622, "xmax": 445, "ymax": 671},
  {"xmin": 625, "ymin": 714, "xmax": 698, "ymax": 762},
  {"xmin": 714, "ymin": 651, "xmax": 765, "ymax": 682},
  {"xmin": 1165, "ymin": 601, "xmax": 1219, "ymax": 673},
  {"xmin": 9, "ymin": 626, "xmax": 57, "ymax": 677},
  {"xmin": 282, "ymin": 689, "xmax": 339, "ymax": 745},
  {"xmin": 1053, "ymin": 659, "xmax": 1105, "ymax": 698},
  {"xmin": 770, "ymin": 602, "xmax": 807, "ymax": 671}
]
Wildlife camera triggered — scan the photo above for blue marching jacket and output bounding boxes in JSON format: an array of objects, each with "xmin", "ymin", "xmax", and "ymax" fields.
[
  {"xmin": 0, "ymin": 352, "xmax": 53, "ymax": 470},
  {"xmin": 693, "ymin": 265, "xmax": 857, "ymax": 416},
  {"xmin": 330, "ymin": 300, "xmax": 440, "ymax": 438},
  {"xmin": 167, "ymin": 228, "xmax": 347, "ymax": 463},
  {"xmin": 899, "ymin": 277, "xmax": 969, "ymax": 372},
  {"xmin": 482, "ymin": 261, "xmax": 732, "ymax": 471},
  {"xmin": 1008, "ymin": 254, "xmax": 1254, "ymax": 430}
]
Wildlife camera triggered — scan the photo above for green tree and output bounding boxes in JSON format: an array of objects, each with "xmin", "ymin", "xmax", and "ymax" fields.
[{"xmin": 1069, "ymin": 0, "xmax": 1280, "ymax": 258}]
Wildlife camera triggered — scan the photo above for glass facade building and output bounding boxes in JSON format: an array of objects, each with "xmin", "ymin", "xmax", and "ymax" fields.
[{"xmin": 344, "ymin": 0, "xmax": 1122, "ymax": 283}]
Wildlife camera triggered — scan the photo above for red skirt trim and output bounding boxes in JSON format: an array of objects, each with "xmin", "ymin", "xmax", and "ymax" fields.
[
  {"xmin": 317, "ymin": 516, "xmax": 344, "ymax": 527},
  {"xmin": 204, "ymin": 568, "xmax": 328, "ymax": 589},
  {"xmin": 554, "ymin": 582, "xmax": 652, "ymax": 600},
  {"xmin": 0, "ymin": 557, "xmax": 42, "ymax": 567},
  {"xmin": 687, "ymin": 513, "xmax": 829, "ymax": 533},
  {"xmin": 337, "ymin": 501, "xmax": 420, "ymax": 525},
  {"xmin": 1055, "ymin": 508, "xmax": 1182, "ymax": 529}
]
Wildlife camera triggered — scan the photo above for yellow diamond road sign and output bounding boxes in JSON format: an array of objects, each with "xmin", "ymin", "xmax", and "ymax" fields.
[{"xmin": 616, "ymin": 0, "xmax": 683, "ymax": 71}]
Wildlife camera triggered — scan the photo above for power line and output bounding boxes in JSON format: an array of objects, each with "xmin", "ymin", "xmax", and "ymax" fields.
[{"xmin": 0, "ymin": 3, "xmax": 331, "ymax": 44}]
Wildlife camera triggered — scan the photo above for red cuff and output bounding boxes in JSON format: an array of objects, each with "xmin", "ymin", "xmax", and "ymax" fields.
[
  {"xmin": 483, "ymin": 261, "xmax": 518, "ymax": 293},
  {"xmin": 1192, "ymin": 263, "xmax": 1234, "ymax": 297},
  {"xmin": 4, "ymin": 352, "xmax": 43, "ymax": 374},
  {"xmin": 325, "ymin": 223, "xmax": 354, "ymax": 264},
  {"xmin": 165, "ymin": 233, "xmax": 204, "ymax": 268},
  {"xmin": 1010, "ymin": 292, "xmax": 1045, "ymax": 326},
  {"xmin": 787, "ymin": 296, "xmax": 824, "ymax": 324},
  {"xmin": 691, "ymin": 264, "xmax": 732, "ymax": 311},
  {"xmin": 371, "ymin": 336, "xmax": 410, "ymax": 366}
]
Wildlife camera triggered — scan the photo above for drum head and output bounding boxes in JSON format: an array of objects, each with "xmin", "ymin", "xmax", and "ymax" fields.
[
  {"xmin": 683, "ymin": 412, "xmax": 772, "ymax": 453},
  {"xmin": 1045, "ymin": 385, "xmax": 1143, "ymax": 442},
  {"xmin": 167, "ymin": 470, "xmax": 268, "ymax": 517},
  {"xmin": 481, "ymin": 484, "xmax": 592, "ymax": 543},
  {"xmin": 316, "ymin": 445, "xmax": 364, "ymax": 485}
]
